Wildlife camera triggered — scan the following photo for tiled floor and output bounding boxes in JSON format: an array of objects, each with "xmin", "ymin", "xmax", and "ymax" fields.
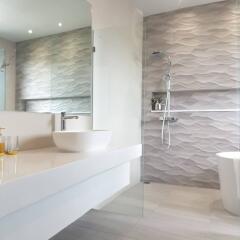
[{"xmin": 51, "ymin": 183, "xmax": 240, "ymax": 240}]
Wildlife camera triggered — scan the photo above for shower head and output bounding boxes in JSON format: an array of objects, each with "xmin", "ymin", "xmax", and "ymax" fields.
[
  {"xmin": 152, "ymin": 51, "xmax": 166, "ymax": 57},
  {"xmin": 151, "ymin": 50, "xmax": 172, "ymax": 68},
  {"xmin": 152, "ymin": 50, "xmax": 172, "ymax": 87}
]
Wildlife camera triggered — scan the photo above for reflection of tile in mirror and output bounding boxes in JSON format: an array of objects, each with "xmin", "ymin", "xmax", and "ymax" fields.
[
  {"xmin": 0, "ymin": 0, "xmax": 92, "ymax": 113},
  {"xmin": 16, "ymin": 28, "xmax": 92, "ymax": 113}
]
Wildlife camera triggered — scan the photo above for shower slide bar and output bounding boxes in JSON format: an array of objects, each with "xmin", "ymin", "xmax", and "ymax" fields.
[{"xmin": 151, "ymin": 109, "xmax": 240, "ymax": 113}]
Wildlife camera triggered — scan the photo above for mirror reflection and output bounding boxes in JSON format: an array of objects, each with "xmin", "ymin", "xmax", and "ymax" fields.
[{"xmin": 0, "ymin": 0, "xmax": 92, "ymax": 113}]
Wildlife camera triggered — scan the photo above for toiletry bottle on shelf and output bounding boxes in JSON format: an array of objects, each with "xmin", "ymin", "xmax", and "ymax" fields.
[
  {"xmin": 0, "ymin": 128, "xmax": 5, "ymax": 156},
  {"xmin": 155, "ymin": 99, "xmax": 162, "ymax": 111}
]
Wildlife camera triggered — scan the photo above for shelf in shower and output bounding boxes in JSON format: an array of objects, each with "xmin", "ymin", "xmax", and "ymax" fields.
[
  {"xmin": 152, "ymin": 88, "xmax": 240, "ymax": 94},
  {"xmin": 21, "ymin": 95, "xmax": 91, "ymax": 101},
  {"xmin": 151, "ymin": 109, "xmax": 240, "ymax": 113}
]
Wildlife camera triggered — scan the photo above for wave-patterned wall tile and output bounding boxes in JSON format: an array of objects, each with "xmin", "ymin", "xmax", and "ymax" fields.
[
  {"xmin": 16, "ymin": 27, "xmax": 92, "ymax": 112},
  {"xmin": 144, "ymin": 0, "xmax": 240, "ymax": 92},
  {"xmin": 26, "ymin": 98, "xmax": 91, "ymax": 113},
  {"xmin": 143, "ymin": 112, "xmax": 240, "ymax": 188},
  {"xmin": 143, "ymin": 0, "xmax": 240, "ymax": 188}
]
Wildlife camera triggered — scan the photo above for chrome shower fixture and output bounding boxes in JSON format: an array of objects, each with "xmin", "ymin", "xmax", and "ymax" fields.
[
  {"xmin": 0, "ymin": 53, "xmax": 15, "ymax": 72},
  {"xmin": 152, "ymin": 51, "xmax": 171, "ymax": 62},
  {"xmin": 152, "ymin": 50, "xmax": 174, "ymax": 148},
  {"xmin": 0, "ymin": 62, "xmax": 10, "ymax": 72}
]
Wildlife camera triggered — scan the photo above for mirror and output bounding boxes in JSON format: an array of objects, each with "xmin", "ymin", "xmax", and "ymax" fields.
[{"xmin": 0, "ymin": 0, "xmax": 92, "ymax": 114}]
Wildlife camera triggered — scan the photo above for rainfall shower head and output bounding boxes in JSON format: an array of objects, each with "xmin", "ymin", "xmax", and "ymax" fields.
[
  {"xmin": 152, "ymin": 51, "xmax": 172, "ymax": 66},
  {"xmin": 152, "ymin": 51, "xmax": 166, "ymax": 57}
]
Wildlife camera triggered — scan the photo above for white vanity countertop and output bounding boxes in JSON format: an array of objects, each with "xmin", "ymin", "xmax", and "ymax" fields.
[
  {"xmin": 0, "ymin": 145, "xmax": 141, "ymax": 184},
  {"xmin": 0, "ymin": 144, "xmax": 142, "ymax": 219}
]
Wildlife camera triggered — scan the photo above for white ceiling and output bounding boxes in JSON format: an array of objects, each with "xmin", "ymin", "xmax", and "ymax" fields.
[
  {"xmin": 0, "ymin": 0, "xmax": 91, "ymax": 42},
  {"xmin": 134, "ymin": 0, "xmax": 225, "ymax": 16},
  {"xmin": 0, "ymin": 0, "xmax": 226, "ymax": 42}
]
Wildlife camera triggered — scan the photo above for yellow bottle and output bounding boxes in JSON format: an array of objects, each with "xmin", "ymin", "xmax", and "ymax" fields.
[{"xmin": 0, "ymin": 128, "xmax": 5, "ymax": 156}]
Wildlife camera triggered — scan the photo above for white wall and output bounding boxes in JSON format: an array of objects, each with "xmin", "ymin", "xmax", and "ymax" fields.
[
  {"xmin": 0, "ymin": 112, "xmax": 53, "ymax": 150},
  {"xmin": 90, "ymin": 0, "xmax": 143, "ymax": 148},
  {"xmin": 89, "ymin": 0, "xmax": 143, "ymax": 188},
  {"xmin": 0, "ymin": 38, "xmax": 16, "ymax": 111}
]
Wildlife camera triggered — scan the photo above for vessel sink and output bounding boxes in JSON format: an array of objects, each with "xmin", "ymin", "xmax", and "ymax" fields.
[{"xmin": 53, "ymin": 130, "xmax": 112, "ymax": 152}]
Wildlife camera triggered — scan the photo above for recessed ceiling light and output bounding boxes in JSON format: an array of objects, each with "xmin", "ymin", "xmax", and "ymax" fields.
[
  {"xmin": 28, "ymin": 29, "xmax": 33, "ymax": 34},
  {"xmin": 58, "ymin": 22, "xmax": 63, "ymax": 27}
]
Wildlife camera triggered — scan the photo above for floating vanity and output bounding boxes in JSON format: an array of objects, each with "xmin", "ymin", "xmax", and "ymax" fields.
[{"xmin": 0, "ymin": 145, "xmax": 142, "ymax": 240}]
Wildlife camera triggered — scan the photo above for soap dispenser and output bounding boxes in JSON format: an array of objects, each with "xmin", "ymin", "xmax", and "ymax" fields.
[{"xmin": 0, "ymin": 128, "xmax": 5, "ymax": 156}]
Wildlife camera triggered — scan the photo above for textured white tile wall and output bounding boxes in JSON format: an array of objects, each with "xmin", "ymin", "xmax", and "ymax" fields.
[
  {"xmin": 16, "ymin": 28, "xmax": 92, "ymax": 113},
  {"xmin": 143, "ymin": 0, "xmax": 240, "ymax": 188}
]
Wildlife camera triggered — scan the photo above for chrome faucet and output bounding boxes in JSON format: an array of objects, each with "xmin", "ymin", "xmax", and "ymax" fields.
[{"xmin": 61, "ymin": 112, "xmax": 79, "ymax": 131}]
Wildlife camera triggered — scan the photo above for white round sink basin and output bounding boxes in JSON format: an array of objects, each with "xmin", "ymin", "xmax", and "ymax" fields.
[{"xmin": 53, "ymin": 130, "xmax": 112, "ymax": 153}]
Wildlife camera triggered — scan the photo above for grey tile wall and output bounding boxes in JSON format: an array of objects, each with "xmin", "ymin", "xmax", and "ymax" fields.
[
  {"xmin": 143, "ymin": 0, "xmax": 240, "ymax": 188},
  {"xmin": 16, "ymin": 27, "xmax": 92, "ymax": 113}
]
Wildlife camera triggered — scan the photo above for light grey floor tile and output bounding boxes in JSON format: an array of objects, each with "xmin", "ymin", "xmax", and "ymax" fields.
[
  {"xmin": 54, "ymin": 225, "xmax": 136, "ymax": 240},
  {"xmin": 206, "ymin": 233, "xmax": 240, "ymax": 240},
  {"xmin": 51, "ymin": 228, "xmax": 85, "ymax": 240},
  {"xmin": 128, "ymin": 211, "xmax": 210, "ymax": 240},
  {"xmin": 75, "ymin": 209, "xmax": 140, "ymax": 237},
  {"xmin": 102, "ymin": 183, "xmax": 144, "ymax": 217},
  {"xmin": 52, "ymin": 183, "xmax": 240, "ymax": 240}
]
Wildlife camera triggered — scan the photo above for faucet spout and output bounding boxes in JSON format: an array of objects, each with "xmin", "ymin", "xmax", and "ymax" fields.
[{"xmin": 61, "ymin": 112, "xmax": 79, "ymax": 131}]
